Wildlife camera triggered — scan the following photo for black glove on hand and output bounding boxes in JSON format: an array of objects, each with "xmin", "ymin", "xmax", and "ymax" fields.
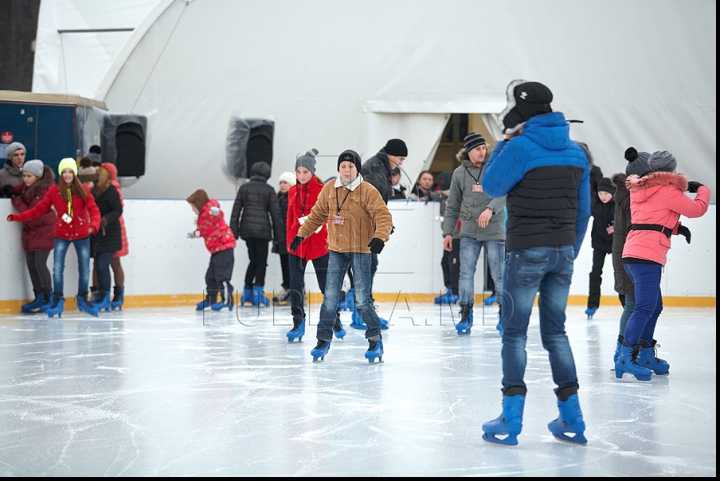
[
  {"xmin": 368, "ymin": 238, "xmax": 385, "ymax": 254},
  {"xmin": 290, "ymin": 236, "xmax": 303, "ymax": 251},
  {"xmin": 0, "ymin": 184, "xmax": 13, "ymax": 198},
  {"xmin": 687, "ymin": 181, "xmax": 703, "ymax": 193},
  {"xmin": 677, "ymin": 225, "xmax": 692, "ymax": 244}
]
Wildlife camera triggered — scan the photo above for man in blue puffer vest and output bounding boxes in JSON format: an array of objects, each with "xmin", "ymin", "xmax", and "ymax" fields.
[{"xmin": 480, "ymin": 80, "xmax": 591, "ymax": 447}]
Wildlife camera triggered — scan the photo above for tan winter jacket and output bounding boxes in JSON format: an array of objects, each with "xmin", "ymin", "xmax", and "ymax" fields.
[{"xmin": 298, "ymin": 175, "xmax": 393, "ymax": 254}]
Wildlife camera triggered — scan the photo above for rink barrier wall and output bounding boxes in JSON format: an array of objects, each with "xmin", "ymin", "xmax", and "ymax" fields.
[{"xmin": 0, "ymin": 199, "xmax": 715, "ymax": 313}]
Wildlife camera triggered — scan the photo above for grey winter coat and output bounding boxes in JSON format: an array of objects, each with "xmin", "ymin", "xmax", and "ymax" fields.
[
  {"xmin": 443, "ymin": 159, "xmax": 506, "ymax": 240},
  {"xmin": 0, "ymin": 160, "xmax": 22, "ymax": 187},
  {"xmin": 361, "ymin": 149, "xmax": 393, "ymax": 204}
]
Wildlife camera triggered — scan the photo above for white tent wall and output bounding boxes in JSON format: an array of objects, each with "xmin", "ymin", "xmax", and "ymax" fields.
[
  {"xmin": 81, "ymin": 0, "xmax": 714, "ymax": 200},
  {"xmin": 0, "ymin": 201, "xmax": 715, "ymax": 305}
]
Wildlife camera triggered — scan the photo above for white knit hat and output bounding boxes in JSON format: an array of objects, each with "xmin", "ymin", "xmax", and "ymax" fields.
[{"xmin": 279, "ymin": 171, "xmax": 296, "ymax": 186}]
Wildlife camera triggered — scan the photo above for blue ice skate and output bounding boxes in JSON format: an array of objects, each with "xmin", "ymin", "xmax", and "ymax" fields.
[
  {"xmin": 110, "ymin": 287, "xmax": 124, "ymax": 311},
  {"xmin": 39, "ymin": 295, "xmax": 55, "ymax": 313},
  {"xmin": 241, "ymin": 287, "xmax": 255, "ymax": 306},
  {"xmin": 637, "ymin": 339, "xmax": 670, "ymax": 375},
  {"xmin": 365, "ymin": 340, "xmax": 383, "ymax": 364},
  {"xmin": 613, "ymin": 336, "xmax": 624, "ymax": 363},
  {"xmin": 434, "ymin": 287, "xmax": 459, "ymax": 305},
  {"xmin": 77, "ymin": 295, "xmax": 99, "ymax": 317},
  {"xmin": 211, "ymin": 299, "xmax": 233, "ymax": 312},
  {"xmin": 548, "ymin": 393, "xmax": 587, "ymax": 445},
  {"xmin": 482, "ymin": 394, "xmax": 525, "ymax": 446},
  {"xmin": 253, "ymin": 286, "xmax": 270, "ymax": 307},
  {"xmin": 311, "ymin": 340, "xmax": 330, "ymax": 362},
  {"xmin": 455, "ymin": 305, "xmax": 473, "ymax": 336},
  {"xmin": 21, "ymin": 293, "xmax": 47, "ymax": 313},
  {"xmin": 615, "ymin": 344, "xmax": 652, "ymax": 381},
  {"xmin": 46, "ymin": 296, "xmax": 64, "ymax": 318},
  {"xmin": 379, "ymin": 317, "xmax": 389, "ymax": 330},
  {"xmin": 496, "ymin": 321, "xmax": 503, "ymax": 336},
  {"xmin": 345, "ymin": 288, "xmax": 356, "ymax": 312},
  {"xmin": 585, "ymin": 307, "xmax": 597, "ymax": 319},
  {"xmin": 483, "ymin": 294, "xmax": 497, "ymax": 306},
  {"xmin": 287, "ymin": 318, "xmax": 305, "ymax": 343},
  {"xmin": 95, "ymin": 290, "xmax": 112, "ymax": 312},
  {"xmin": 333, "ymin": 316, "xmax": 346, "ymax": 340},
  {"xmin": 350, "ymin": 309, "xmax": 367, "ymax": 330}
]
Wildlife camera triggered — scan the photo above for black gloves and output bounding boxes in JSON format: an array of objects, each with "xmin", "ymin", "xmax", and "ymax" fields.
[
  {"xmin": 0, "ymin": 184, "xmax": 13, "ymax": 198},
  {"xmin": 687, "ymin": 181, "xmax": 703, "ymax": 193},
  {"xmin": 677, "ymin": 225, "xmax": 692, "ymax": 244},
  {"xmin": 368, "ymin": 238, "xmax": 385, "ymax": 254},
  {"xmin": 290, "ymin": 236, "xmax": 303, "ymax": 251}
]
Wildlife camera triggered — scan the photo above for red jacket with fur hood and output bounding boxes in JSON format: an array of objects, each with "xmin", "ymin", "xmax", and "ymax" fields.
[
  {"xmin": 623, "ymin": 171, "xmax": 710, "ymax": 266},
  {"xmin": 10, "ymin": 183, "xmax": 100, "ymax": 241},
  {"xmin": 286, "ymin": 176, "xmax": 329, "ymax": 261}
]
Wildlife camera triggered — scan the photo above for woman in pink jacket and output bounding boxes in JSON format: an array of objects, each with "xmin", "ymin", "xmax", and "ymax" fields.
[{"xmin": 615, "ymin": 150, "xmax": 710, "ymax": 381}]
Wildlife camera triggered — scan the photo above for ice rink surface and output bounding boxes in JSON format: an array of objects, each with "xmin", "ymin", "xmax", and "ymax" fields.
[{"xmin": 0, "ymin": 302, "xmax": 715, "ymax": 477}]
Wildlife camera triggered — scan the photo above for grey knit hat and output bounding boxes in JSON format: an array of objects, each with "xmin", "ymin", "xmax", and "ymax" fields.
[
  {"xmin": 648, "ymin": 150, "xmax": 677, "ymax": 173},
  {"xmin": 5, "ymin": 141, "xmax": 26, "ymax": 160},
  {"xmin": 21, "ymin": 159, "xmax": 44, "ymax": 178},
  {"xmin": 295, "ymin": 148, "xmax": 318, "ymax": 174},
  {"xmin": 624, "ymin": 147, "xmax": 651, "ymax": 177}
]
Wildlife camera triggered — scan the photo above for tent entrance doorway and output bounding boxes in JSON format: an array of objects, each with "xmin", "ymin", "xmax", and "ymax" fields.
[{"xmin": 426, "ymin": 113, "xmax": 497, "ymax": 177}]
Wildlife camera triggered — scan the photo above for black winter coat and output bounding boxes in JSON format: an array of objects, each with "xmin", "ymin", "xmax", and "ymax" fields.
[
  {"xmin": 361, "ymin": 149, "xmax": 393, "ymax": 204},
  {"xmin": 273, "ymin": 191, "xmax": 289, "ymax": 255},
  {"xmin": 91, "ymin": 182, "xmax": 123, "ymax": 255},
  {"xmin": 230, "ymin": 176, "xmax": 282, "ymax": 241},
  {"xmin": 611, "ymin": 173, "xmax": 634, "ymax": 296},
  {"xmin": 590, "ymin": 198, "xmax": 614, "ymax": 253}
]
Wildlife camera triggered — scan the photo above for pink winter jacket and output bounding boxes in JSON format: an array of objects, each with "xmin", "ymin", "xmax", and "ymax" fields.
[{"xmin": 623, "ymin": 172, "xmax": 710, "ymax": 266}]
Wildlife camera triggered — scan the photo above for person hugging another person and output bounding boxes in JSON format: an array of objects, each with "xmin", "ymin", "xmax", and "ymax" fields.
[
  {"xmin": 7, "ymin": 158, "xmax": 101, "ymax": 318},
  {"xmin": 187, "ymin": 189, "xmax": 237, "ymax": 311},
  {"xmin": 77, "ymin": 158, "xmax": 123, "ymax": 311},
  {"xmin": 6, "ymin": 160, "xmax": 56, "ymax": 313},
  {"xmin": 290, "ymin": 150, "xmax": 393, "ymax": 363},
  {"xmin": 585, "ymin": 177, "xmax": 616, "ymax": 319},
  {"xmin": 230, "ymin": 161, "xmax": 283, "ymax": 307},
  {"xmin": 615, "ymin": 150, "xmax": 710, "ymax": 381}
]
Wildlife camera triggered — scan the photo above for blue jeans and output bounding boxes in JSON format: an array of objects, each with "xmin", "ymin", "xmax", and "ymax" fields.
[
  {"xmin": 53, "ymin": 237, "xmax": 91, "ymax": 297},
  {"xmin": 458, "ymin": 237, "xmax": 505, "ymax": 307},
  {"xmin": 317, "ymin": 251, "xmax": 381, "ymax": 341},
  {"xmin": 289, "ymin": 253, "xmax": 328, "ymax": 317},
  {"xmin": 618, "ymin": 294, "xmax": 635, "ymax": 337},
  {"xmin": 622, "ymin": 263, "xmax": 663, "ymax": 346},
  {"xmin": 95, "ymin": 251, "xmax": 115, "ymax": 292},
  {"xmin": 501, "ymin": 246, "xmax": 579, "ymax": 393},
  {"xmin": 369, "ymin": 252, "xmax": 378, "ymax": 294}
]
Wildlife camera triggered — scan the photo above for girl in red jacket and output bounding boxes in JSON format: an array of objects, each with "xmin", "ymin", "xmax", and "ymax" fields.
[
  {"xmin": 7, "ymin": 158, "xmax": 101, "ymax": 318},
  {"xmin": 615, "ymin": 150, "xmax": 710, "ymax": 381},
  {"xmin": 187, "ymin": 189, "xmax": 237, "ymax": 311},
  {"xmin": 285, "ymin": 149, "xmax": 344, "ymax": 342},
  {"xmin": 8, "ymin": 160, "xmax": 56, "ymax": 313}
]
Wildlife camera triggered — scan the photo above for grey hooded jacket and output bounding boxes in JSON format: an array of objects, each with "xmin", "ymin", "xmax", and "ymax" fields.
[{"xmin": 442, "ymin": 159, "xmax": 506, "ymax": 240}]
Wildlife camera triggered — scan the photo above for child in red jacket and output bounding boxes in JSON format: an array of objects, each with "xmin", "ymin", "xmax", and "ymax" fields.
[
  {"xmin": 187, "ymin": 189, "xmax": 237, "ymax": 311},
  {"xmin": 7, "ymin": 158, "xmax": 101, "ymax": 318},
  {"xmin": 8, "ymin": 160, "xmax": 56, "ymax": 313}
]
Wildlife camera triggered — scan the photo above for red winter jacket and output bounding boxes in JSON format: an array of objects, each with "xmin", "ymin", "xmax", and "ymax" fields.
[
  {"xmin": 194, "ymin": 198, "xmax": 237, "ymax": 254},
  {"xmin": 10, "ymin": 183, "xmax": 101, "ymax": 241},
  {"xmin": 623, "ymin": 172, "xmax": 710, "ymax": 266},
  {"xmin": 9, "ymin": 166, "xmax": 55, "ymax": 251},
  {"xmin": 286, "ymin": 176, "xmax": 329, "ymax": 261}
]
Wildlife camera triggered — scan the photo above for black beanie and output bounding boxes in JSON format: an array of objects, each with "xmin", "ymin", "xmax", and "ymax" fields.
[
  {"xmin": 384, "ymin": 138, "xmax": 408, "ymax": 157},
  {"xmin": 597, "ymin": 177, "xmax": 615, "ymax": 195},
  {"xmin": 338, "ymin": 149, "xmax": 362, "ymax": 172}
]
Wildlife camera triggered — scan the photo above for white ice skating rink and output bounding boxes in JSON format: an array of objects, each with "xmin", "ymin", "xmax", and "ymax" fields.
[{"xmin": 0, "ymin": 302, "xmax": 715, "ymax": 477}]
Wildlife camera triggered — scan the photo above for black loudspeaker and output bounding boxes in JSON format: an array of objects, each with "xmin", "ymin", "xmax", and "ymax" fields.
[
  {"xmin": 100, "ymin": 113, "xmax": 147, "ymax": 177},
  {"xmin": 226, "ymin": 117, "xmax": 274, "ymax": 179},
  {"xmin": 246, "ymin": 123, "xmax": 273, "ymax": 176},
  {"xmin": 116, "ymin": 122, "xmax": 146, "ymax": 177}
]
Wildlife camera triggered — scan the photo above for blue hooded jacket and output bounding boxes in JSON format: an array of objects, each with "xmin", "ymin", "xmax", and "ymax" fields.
[{"xmin": 482, "ymin": 112, "xmax": 590, "ymax": 255}]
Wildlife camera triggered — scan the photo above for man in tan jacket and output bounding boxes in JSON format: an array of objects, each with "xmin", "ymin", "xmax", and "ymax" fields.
[{"xmin": 291, "ymin": 150, "xmax": 393, "ymax": 363}]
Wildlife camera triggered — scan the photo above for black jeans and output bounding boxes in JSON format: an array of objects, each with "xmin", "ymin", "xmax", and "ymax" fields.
[
  {"xmin": 26, "ymin": 250, "xmax": 52, "ymax": 295},
  {"xmin": 587, "ymin": 248, "xmax": 609, "ymax": 308},
  {"xmin": 289, "ymin": 253, "xmax": 329, "ymax": 317},
  {"xmin": 207, "ymin": 249, "xmax": 235, "ymax": 299},
  {"xmin": 244, "ymin": 238, "xmax": 269, "ymax": 288},
  {"xmin": 279, "ymin": 253, "xmax": 290, "ymax": 289},
  {"xmin": 441, "ymin": 238, "xmax": 460, "ymax": 295}
]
